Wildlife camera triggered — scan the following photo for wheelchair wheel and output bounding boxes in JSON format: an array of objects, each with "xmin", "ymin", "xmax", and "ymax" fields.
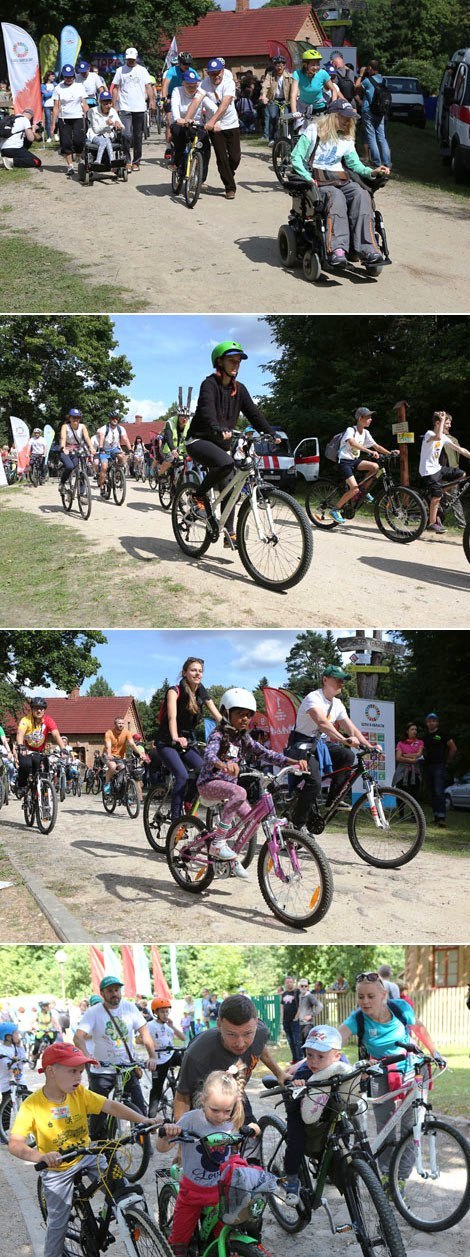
[
  {"xmin": 302, "ymin": 250, "xmax": 322, "ymax": 282},
  {"xmin": 122, "ymin": 166, "xmax": 129, "ymax": 183},
  {"xmin": 273, "ymin": 137, "xmax": 291, "ymax": 184},
  {"xmin": 77, "ymin": 160, "xmax": 87, "ymax": 185},
  {"xmin": 171, "ymin": 167, "xmax": 184, "ymax": 195},
  {"xmin": 278, "ymin": 224, "xmax": 298, "ymax": 268},
  {"xmin": 88, "ymin": 171, "xmax": 94, "ymax": 187}
]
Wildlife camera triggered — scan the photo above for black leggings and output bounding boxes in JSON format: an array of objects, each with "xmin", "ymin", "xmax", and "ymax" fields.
[
  {"xmin": 18, "ymin": 749, "xmax": 49, "ymax": 788},
  {"xmin": 148, "ymin": 1061, "xmax": 172, "ymax": 1116},
  {"xmin": 288, "ymin": 740, "xmax": 355, "ymax": 825},
  {"xmin": 187, "ymin": 438, "xmax": 236, "ymax": 531}
]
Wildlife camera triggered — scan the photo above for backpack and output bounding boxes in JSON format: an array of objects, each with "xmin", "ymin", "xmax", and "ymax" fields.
[
  {"xmin": 0, "ymin": 114, "xmax": 17, "ymax": 143},
  {"xmin": 324, "ymin": 427, "xmax": 356, "ymax": 463},
  {"xmin": 157, "ymin": 684, "xmax": 180, "ymax": 726},
  {"xmin": 356, "ymin": 999, "xmax": 413, "ymax": 1096},
  {"xmin": 337, "ymin": 68, "xmax": 355, "ymax": 103},
  {"xmin": 369, "ymin": 76, "xmax": 392, "ymax": 119}
]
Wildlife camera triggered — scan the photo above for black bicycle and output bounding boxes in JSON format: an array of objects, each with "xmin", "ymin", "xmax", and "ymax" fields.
[
  {"xmin": 158, "ymin": 454, "xmax": 202, "ymax": 511},
  {"xmin": 85, "ymin": 752, "xmax": 104, "ymax": 795},
  {"xmin": 28, "ymin": 455, "xmax": 48, "ymax": 487},
  {"xmin": 102, "ymin": 754, "xmax": 143, "ymax": 819},
  {"xmin": 419, "ymin": 468, "xmax": 470, "ymax": 530},
  {"xmin": 0, "ymin": 1054, "xmax": 30, "ymax": 1142},
  {"xmin": 60, "ymin": 449, "xmax": 92, "ymax": 519},
  {"xmin": 154, "ymin": 1046, "xmax": 186, "ymax": 1122},
  {"xmin": 98, "ymin": 1061, "xmax": 152, "ymax": 1182},
  {"xmin": 307, "ymin": 453, "xmax": 427, "ymax": 543},
  {"xmin": 272, "ymin": 748, "xmax": 426, "ymax": 868},
  {"xmin": 100, "ymin": 453, "xmax": 127, "ymax": 505},
  {"xmin": 19, "ymin": 755, "xmax": 58, "ymax": 834}
]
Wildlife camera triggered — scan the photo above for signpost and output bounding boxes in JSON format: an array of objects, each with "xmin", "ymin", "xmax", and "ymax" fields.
[
  {"xmin": 337, "ymin": 631, "xmax": 406, "ymax": 698},
  {"xmin": 392, "ymin": 400, "xmax": 410, "ymax": 484}
]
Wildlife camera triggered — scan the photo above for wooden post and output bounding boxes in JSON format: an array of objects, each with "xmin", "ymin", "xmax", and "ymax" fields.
[{"xmin": 393, "ymin": 400, "xmax": 409, "ymax": 485}]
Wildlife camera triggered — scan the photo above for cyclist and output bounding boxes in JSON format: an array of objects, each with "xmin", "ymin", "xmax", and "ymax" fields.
[
  {"xmin": 31, "ymin": 1000, "xmax": 61, "ymax": 1066},
  {"xmin": 419, "ymin": 410, "xmax": 470, "ymax": 535},
  {"xmin": 197, "ymin": 688, "xmax": 308, "ymax": 877},
  {"xmin": 145, "ymin": 996, "xmax": 186, "ymax": 1117},
  {"xmin": 74, "ymin": 975, "xmax": 158, "ymax": 1138},
  {"xmin": 290, "ymin": 48, "xmax": 340, "ymax": 126},
  {"xmin": 186, "ymin": 340, "xmax": 279, "ymax": 548},
  {"xmin": 59, "ymin": 407, "xmax": 96, "ymax": 493},
  {"xmin": 0, "ymin": 1022, "xmax": 23, "ymax": 1108},
  {"xmin": 50, "ymin": 64, "xmax": 88, "ymax": 178},
  {"xmin": 97, "ymin": 411, "xmax": 132, "ymax": 490},
  {"xmin": 329, "ymin": 406, "xmax": 397, "ymax": 524},
  {"xmin": 282, "ymin": 1024, "xmax": 353, "ymax": 1201},
  {"xmin": 260, "ymin": 55, "xmax": 293, "ymax": 145},
  {"xmin": 16, "ymin": 697, "xmax": 65, "ymax": 796},
  {"xmin": 170, "ymin": 68, "xmax": 211, "ymax": 182},
  {"xmin": 285, "ymin": 665, "xmax": 377, "ymax": 826},
  {"xmin": 27, "ymin": 428, "xmax": 47, "ymax": 480},
  {"xmin": 163, "ymin": 51, "xmax": 193, "ymax": 152},
  {"xmin": 159, "ymin": 407, "xmax": 192, "ymax": 477},
  {"xmin": 103, "ymin": 716, "xmax": 147, "ymax": 791},
  {"xmin": 153, "ymin": 656, "xmax": 221, "ymax": 820},
  {"xmin": 131, "ymin": 434, "xmax": 146, "ymax": 476},
  {"xmin": 183, "ymin": 58, "xmax": 240, "ymax": 199},
  {"xmin": 0, "ymin": 721, "xmax": 16, "ymax": 783}
]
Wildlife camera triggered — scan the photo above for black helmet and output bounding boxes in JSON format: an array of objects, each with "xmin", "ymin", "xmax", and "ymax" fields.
[
  {"xmin": 30, "ymin": 697, "xmax": 47, "ymax": 709},
  {"xmin": 178, "ymin": 51, "xmax": 192, "ymax": 67}
]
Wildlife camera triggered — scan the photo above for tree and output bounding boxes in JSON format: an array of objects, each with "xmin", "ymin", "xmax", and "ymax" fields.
[
  {"xmin": 285, "ymin": 631, "xmax": 343, "ymax": 696},
  {"xmin": 0, "ymin": 318, "xmax": 133, "ymax": 446},
  {"xmin": 391, "ymin": 631, "xmax": 470, "ymax": 774},
  {"xmin": 0, "ymin": 2, "xmax": 216, "ymax": 67},
  {"xmin": 0, "ymin": 631, "xmax": 106, "ymax": 689},
  {"xmin": 87, "ymin": 677, "xmax": 115, "ymax": 697}
]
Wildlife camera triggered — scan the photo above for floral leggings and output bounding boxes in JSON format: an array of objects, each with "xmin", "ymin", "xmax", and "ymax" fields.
[{"xmin": 199, "ymin": 778, "xmax": 251, "ymax": 824}]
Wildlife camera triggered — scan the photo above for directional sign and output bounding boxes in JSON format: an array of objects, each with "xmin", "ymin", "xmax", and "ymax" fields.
[
  {"xmin": 348, "ymin": 665, "xmax": 390, "ymax": 674},
  {"xmin": 392, "ymin": 421, "xmax": 408, "ymax": 434}
]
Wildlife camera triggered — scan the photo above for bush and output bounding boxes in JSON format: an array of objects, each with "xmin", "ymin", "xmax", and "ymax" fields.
[{"xmin": 390, "ymin": 57, "xmax": 447, "ymax": 95}]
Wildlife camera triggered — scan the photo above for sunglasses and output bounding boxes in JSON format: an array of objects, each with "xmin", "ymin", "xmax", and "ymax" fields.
[{"xmin": 356, "ymin": 972, "xmax": 384, "ymax": 985}]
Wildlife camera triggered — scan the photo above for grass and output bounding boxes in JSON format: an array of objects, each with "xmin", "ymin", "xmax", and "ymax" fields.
[{"xmin": 0, "ymin": 500, "xmax": 186, "ymax": 626}]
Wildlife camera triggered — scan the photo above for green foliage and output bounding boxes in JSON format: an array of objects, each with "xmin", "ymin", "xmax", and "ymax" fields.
[
  {"xmin": 137, "ymin": 680, "xmax": 170, "ymax": 741},
  {"xmin": 0, "ymin": 1, "xmax": 215, "ymax": 65},
  {"xmin": 0, "ymin": 317, "xmax": 133, "ymax": 446},
  {"xmin": 392, "ymin": 632, "xmax": 470, "ymax": 774},
  {"xmin": 390, "ymin": 58, "xmax": 445, "ymax": 96},
  {"xmin": 351, "ymin": 0, "xmax": 470, "ymax": 68},
  {"xmin": 285, "ymin": 630, "xmax": 343, "ymax": 696},
  {"xmin": 0, "ymin": 631, "xmax": 105, "ymax": 689},
  {"xmin": 86, "ymin": 677, "xmax": 115, "ymax": 697},
  {"xmin": 0, "ymin": 946, "xmax": 93, "ymax": 1000}
]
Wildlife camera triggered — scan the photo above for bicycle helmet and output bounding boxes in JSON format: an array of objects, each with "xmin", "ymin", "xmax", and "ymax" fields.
[
  {"xmin": 301, "ymin": 49, "xmax": 322, "ymax": 61},
  {"xmin": 38, "ymin": 1000, "xmax": 50, "ymax": 1007},
  {"xmin": 68, "ymin": 408, "xmax": 82, "ymax": 418},
  {"xmin": 272, "ymin": 55, "xmax": 286, "ymax": 64},
  {"xmin": 220, "ymin": 688, "xmax": 257, "ymax": 717},
  {"xmin": 178, "ymin": 51, "xmax": 193, "ymax": 66},
  {"xmin": 211, "ymin": 340, "xmax": 247, "ymax": 367},
  {"xmin": 0, "ymin": 1022, "xmax": 17, "ymax": 1039},
  {"xmin": 30, "ymin": 697, "xmax": 47, "ymax": 709},
  {"xmin": 32, "ymin": 428, "xmax": 41, "ymax": 435},
  {"xmin": 206, "ymin": 58, "xmax": 225, "ymax": 74},
  {"xmin": 151, "ymin": 996, "xmax": 171, "ymax": 1011}
]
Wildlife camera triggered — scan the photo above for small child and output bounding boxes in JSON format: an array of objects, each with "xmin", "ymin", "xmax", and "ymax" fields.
[
  {"xmin": 86, "ymin": 92, "xmax": 125, "ymax": 165},
  {"xmin": 283, "ymin": 1024, "xmax": 353, "ymax": 1200},
  {"xmin": 198, "ymin": 688, "xmax": 307, "ymax": 880},
  {"xmin": 156, "ymin": 1069, "xmax": 259, "ymax": 1257},
  {"xmin": 0, "ymin": 1023, "xmax": 28, "ymax": 1107}
]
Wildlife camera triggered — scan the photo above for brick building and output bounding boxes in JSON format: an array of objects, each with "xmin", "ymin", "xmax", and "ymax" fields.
[
  {"xmin": 10, "ymin": 691, "xmax": 145, "ymax": 768},
  {"xmin": 161, "ymin": 3, "xmax": 326, "ymax": 77}
]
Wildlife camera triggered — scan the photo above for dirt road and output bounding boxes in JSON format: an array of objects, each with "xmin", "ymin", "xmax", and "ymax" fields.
[
  {"xmin": 3, "ymin": 477, "xmax": 468, "ymax": 628},
  {"xmin": 6, "ymin": 135, "xmax": 470, "ymax": 313},
  {"xmin": 1, "ymin": 793, "xmax": 468, "ymax": 944}
]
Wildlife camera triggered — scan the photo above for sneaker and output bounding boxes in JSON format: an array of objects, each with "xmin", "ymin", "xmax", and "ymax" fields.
[
  {"xmin": 2, "ymin": 156, "xmax": 14, "ymax": 170},
  {"xmin": 426, "ymin": 522, "xmax": 446, "ymax": 534},
  {"xmin": 328, "ymin": 247, "xmax": 347, "ymax": 267},
  {"xmin": 66, "ymin": 166, "xmax": 74, "ymax": 178},
  {"xmin": 330, "ymin": 509, "xmax": 348, "ymax": 524},
  {"xmin": 223, "ymin": 532, "xmax": 237, "ymax": 550},
  {"xmin": 281, "ymin": 1176, "xmax": 300, "ymax": 1204},
  {"xmin": 336, "ymin": 800, "xmax": 352, "ymax": 811},
  {"xmin": 210, "ymin": 839, "xmax": 236, "ymax": 860},
  {"xmin": 46, "ymin": 136, "xmax": 52, "ymax": 144},
  {"xmin": 103, "ymin": 783, "xmax": 111, "ymax": 795},
  {"xmin": 233, "ymin": 861, "xmax": 250, "ymax": 880},
  {"xmin": 225, "ymin": 190, "xmax": 236, "ymax": 199}
]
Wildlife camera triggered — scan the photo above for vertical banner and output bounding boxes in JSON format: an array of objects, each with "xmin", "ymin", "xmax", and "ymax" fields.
[
  {"xmin": 349, "ymin": 698, "xmax": 396, "ymax": 798},
  {"xmin": 103, "ymin": 943, "xmax": 124, "ymax": 980},
  {"xmin": 151, "ymin": 945, "xmax": 172, "ymax": 999},
  {"xmin": 121, "ymin": 945, "xmax": 136, "ymax": 997},
  {"xmin": 263, "ymin": 687, "xmax": 298, "ymax": 753},
  {"xmin": 134, "ymin": 944, "xmax": 151, "ymax": 996},
  {"xmin": 164, "ymin": 36, "xmax": 178, "ymax": 72},
  {"xmin": 0, "ymin": 457, "xmax": 8, "ymax": 487},
  {"xmin": 59, "ymin": 25, "xmax": 81, "ymax": 71},
  {"xmin": 1, "ymin": 23, "xmax": 42, "ymax": 122},
  {"xmin": 169, "ymin": 943, "xmax": 180, "ymax": 995},
  {"xmin": 90, "ymin": 946, "xmax": 105, "ymax": 992},
  {"xmin": 10, "ymin": 416, "xmax": 30, "ymax": 473},
  {"xmin": 43, "ymin": 424, "xmax": 55, "ymax": 463},
  {"xmin": 39, "ymin": 34, "xmax": 58, "ymax": 80}
]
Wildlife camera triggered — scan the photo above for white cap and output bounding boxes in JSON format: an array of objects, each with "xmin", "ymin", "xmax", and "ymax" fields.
[
  {"xmin": 125, "ymin": 48, "xmax": 138, "ymax": 59},
  {"xmin": 304, "ymin": 1024, "xmax": 342, "ymax": 1051}
]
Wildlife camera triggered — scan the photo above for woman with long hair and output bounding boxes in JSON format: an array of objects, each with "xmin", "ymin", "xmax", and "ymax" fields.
[{"xmin": 152, "ymin": 657, "xmax": 221, "ymax": 818}]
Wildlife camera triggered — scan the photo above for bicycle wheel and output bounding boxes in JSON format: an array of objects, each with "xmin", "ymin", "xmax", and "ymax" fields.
[
  {"xmin": 76, "ymin": 777, "xmax": 82, "ymax": 798},
  {"xmin": 0, "ymin": 778, "xmax": 4, "ymax": 810},
  {"xmin": 59, "ymin": 768, "xmax": 66, "ymax": 803},
  {"xmin": 344, "ymin": 1157, "xmax": 406, "ymax": 1257},
  {"xmin": 112, "ymin": 465, "xmax": 127, "ymax": 505},
  {"xmin": 348, "ymin": 784, "xmax": 426, "ymax": 868},
  {"xmin": 126, "ymin": 779, "xmax": 140, "ymax": 819},
  {"xmin": 123, "ymin": 1204, "xmax": 174, "ymax": 1257},
  {"xmin": 160, "ymin": 1076, "xmax": 175, "ymax": 1123},
  {"xmin": 463, "ymin": 520, "xmax": 470, "ymax": 562},
  {"xmin": 148, "ymin": 466, "xmax": 158, "ymax": 491},
  {"xmin": 92, "ymin": 774, "xmax": 102, "ymax": 796},
  {"xmin": 258, "ymin": 1114, "xmax": 309, "ymax": 1233},
  {"xmin": 158, "ymin": 1180, "xmax": 179, "ymax": 1239},
  {"xmin": 237, "ymin": 488, "xmax": 313, "ymax": 591},
  {"xmin": 172, "ymin": 482, "xmax": 211, "ymax": 558},
  {"xmin": 24, "ymin": 785, "xmax": 36, "ymax": 827},
  {"xmin": 374, "ymin": 485, "xmax": 426, "ymax": 542},
  {"xmin": 102, "ymin": 787, "xmax": 117, "ymax": 814},
  {"xmin": 389, "ymin": 1116, "xmax": 470, "ymax": 1232},
  {"xmin": 143, "ymin": 782, "xmax": 173, "ymax": 853},
  {"xmin": 158, "ymin": 475, "xmax": 173, "ymax": 511},
  {"xmin": 171, "ymin": 166, "xmax": 184, "ymax": 195},
  {"xmin": 305, "ymin": 477, "xmax": 340, "ymax": 528},
  {"xmin": 77, "ymin": 471, "xmax": 92, "ymax": 520},
  {"xmin": 0, "ymin": 1092, "xmax": 14, "ymax": 1142},
  {"xmin": 156, "ymin": 107, "xmax": 162, "ymax": 136},
  {"xmin": 272, "ymin": 136, "xmax": 292, "ymax": 183},
  {"xmin": 62, "ymin": 480, "xmax": 74, "ymax": 512},
  {"xmin": 36, "ymin": 777, "xmax": 58, "ymax": 835},
  {"xmin": 166, "ymin": 815, "xmax": 214, "ymax": 893},
  {"xmin": 107, "ymin": 1110, "xmax": 151, "ymax": 1183},
  {"xmin": 184, "ymin": 149, "xmax": 203, "ymax": 208},
  {"xmin": 257, "ymin": 827, "xmax": 333, "ymax": 928}
]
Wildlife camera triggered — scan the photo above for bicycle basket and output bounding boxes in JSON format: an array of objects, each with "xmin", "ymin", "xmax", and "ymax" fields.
[{"xmin": 219, "ymin": 1160, "xmax": 279, "ymax": 1224}]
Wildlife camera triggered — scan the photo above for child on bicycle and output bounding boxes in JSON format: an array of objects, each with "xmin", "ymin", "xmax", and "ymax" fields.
[
  {"xmin": 156, "ymin": 1068, "xmax": 259, "ymax": 1257},
  {"xmin": 282, "ymin": 1024, "xmax": 353, "ymax": 1201},
  {"xmin": 0, "ymin": 1022, "xmax": 29, "ymax": 1109},
  {"xmin": 197, "ymin": 687, "xmax": 307, "ymax": 879},
  {"xmin": 419, "ymin": 410, "xmax": 470, "ymax": 535},
  {"xmin": 331, "ymin": 407, "xmax": 397, "ymax": 525},
  {"xmin": 8, "ymin": 1042, "xmax": 157, "ymax": 1257}
]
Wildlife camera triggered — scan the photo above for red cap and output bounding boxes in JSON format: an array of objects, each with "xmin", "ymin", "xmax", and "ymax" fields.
[{"xmin": 39, "ymin": 1042, "xmax": 99, "ymax": 1072}]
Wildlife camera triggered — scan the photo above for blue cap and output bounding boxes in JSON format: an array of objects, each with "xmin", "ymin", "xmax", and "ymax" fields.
[
  {"xmin": 61, "ymin": 64, "xmax": 75, "ymax": 78},
  {"xmin": 183, "ymin": 69, "xmax": 200, "ymax": 83},
  {"xmin": 325, "ymin": 61, "xmax": 337, "ymax": 74},
  {"xmin": 68, "ymin": 407, "xmax": 82, "ymax": 417},
  {"xmin": 77, "ymin": 60, "xmax": 90, "ymax": 73},
  {"xmin": 100, "ymin": 91, "xmax": 112, "ymax": 102},
  {"xmin": 0, "ymin": 1022, "xmax": 18, "ymax": 1039},
  {"xmin": 206, "ymin": 58, "xmax": 225, "ymax": 73},
  {"xmin": 426, "ymin": 712, "xmax": 438, "ymax": 719}
]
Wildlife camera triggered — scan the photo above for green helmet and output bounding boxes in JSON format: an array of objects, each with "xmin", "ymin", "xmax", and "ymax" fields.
[{"xmin": 211, "ymin": 340, "xmax": 248, "ymax": 368}]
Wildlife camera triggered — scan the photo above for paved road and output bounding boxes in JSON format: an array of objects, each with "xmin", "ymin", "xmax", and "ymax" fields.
[
  {"xmin": 6, "ymin": 134, "xmax": 470, "ymax": 313},
  {"xmin": 1, "ymin": 793, "xmax": 468, "ymax": 944},
  {"xmin": 3, "ymin": 477, "xmax": 469, "ymax": 628}
]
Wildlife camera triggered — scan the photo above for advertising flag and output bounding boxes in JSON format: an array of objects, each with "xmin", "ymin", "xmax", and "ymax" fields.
[
  {"xmin": 103, "ymin": 943, "xmax": 124, "ymax": 980},
  {"xmin": 39, "ymin": 33, "xmax": 58, "ymax": 80},
  {"xmin": 10, "ymin": 415, "xmax": 30, "ymax": 473},
  {"xmin": 349, "ymin": 698, "xmax": 395, "ymax": 798},
  {"xmin": 43, "ymin": 424, "xmax": 55, "ymax": 463},
  {"xmin": 59, "ymin": 25, "xmax": 81, "ymax": 72},
  {"xmin": 121, "ymin": 945, "xmax": 136, "ymax": 997},
  {"xmin": 1, "ymin": 23, "xmax": 42, "ymax": 122},
  {"xmin": 151, "ymin": 946, "xmax": 172, "ymax": 999},
  {"xmin": 164, "ymin": 36, "xmax": 178, "ymax": 72},
  {"xmin": 90, "ymin": 946, "xmax": 105, "ymax": 992},
  {"xmin": 0, "ymin": 458, "xmax": 7, "ymax": 487},
  {"xmin": 263, "ymin": 687, "xmax": 298, "ymax": 753}
]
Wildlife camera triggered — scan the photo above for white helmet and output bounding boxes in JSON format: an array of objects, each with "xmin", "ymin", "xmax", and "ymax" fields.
[{"xmin": 220, "ymin": 688, "xmax": 257, "ymax": 717}]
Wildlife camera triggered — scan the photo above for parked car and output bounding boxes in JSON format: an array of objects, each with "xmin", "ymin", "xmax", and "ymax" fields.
[
  {"xmin": 445, "ymin": 771, "xmax": 470, "ymax": 810},
  {"xmin": 251, "ymin": 430, "xmax": 320, "ymax": 488},
  {"xmin": 436, "ymin": 48, "xmax": 470, "ymax": 183},
  {"xmin": 382, "ymin": 75, "xmax": 426, "ymax": 127},
  {"xmin": 294, "ymin": 436, "xmax": 320, "ymax": 482}
]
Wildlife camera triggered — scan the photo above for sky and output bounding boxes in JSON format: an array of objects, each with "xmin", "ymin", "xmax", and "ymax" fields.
[
  {"xmin": 111, "ymin": 316, "xmax": 279, "ymax": 422},
  {"xmin": 37, "ymin": 629, "xmax": 387, "ymax": 702}
]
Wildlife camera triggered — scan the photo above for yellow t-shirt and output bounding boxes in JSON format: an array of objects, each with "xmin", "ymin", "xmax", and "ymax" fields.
[{"xmin": 11, "ymin": 1084, "xmax": 106, "ymax": 1169}]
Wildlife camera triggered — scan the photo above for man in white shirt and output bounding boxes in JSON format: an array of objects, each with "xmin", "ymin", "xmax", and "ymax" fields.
[
  {"xmin": 287, "ymin": 664, "xmax": 376, "ymax": 822},
  {"xmin": 74, "ymin": 975, "xmax": 157, "ymax": 1137},
  {"xmin": 170, "ymin": 69, "xmax": 211, "ymax": 181},
  {"xmin": 51, "ymin": 65, "xmax": 88, "ymax": 177},
  {"xmin": 0, "ymin": 109, "xmax": 43, "ymax": 169},
  {"xmin": 184, "ymin": 57, "xmax": 240, "ymax": 198},
  {"xmin": 112, "ymin": 48, "xmax": 155, "ymax": 172},
  {"xmin": 75, "ymin": 59, "xmax": 105, "ymax": 103},
  {"xmin": 97, "ymin": 412, "xmax": 132, "ymax": 489},
  {"xmin": 27, "ymin": 428, "xmax": 47, "ymax": 479},
  {"xmin": 419, "ymin": 410, "xmax": 470, "ymax": 534}
]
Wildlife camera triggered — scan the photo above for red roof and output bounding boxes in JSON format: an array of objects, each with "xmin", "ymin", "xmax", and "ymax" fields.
[
  {"xmin": 10, "ymin": 697, "xmax": 144, "ymax": 739},
  {"xmin": 124, "ymin": 420, "xmax": 164, "ymax": 442},
  {"xmin": 162, "ymin": 7, "xmax": 325, "ymax": 59}
]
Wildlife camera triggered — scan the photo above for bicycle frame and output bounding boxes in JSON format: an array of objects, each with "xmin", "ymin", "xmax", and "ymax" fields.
[
  {"xmin": 367, "ymin": 1068, "xmax": 439, "ymax": 1176},
  {"xmin": 178, "ymin": 788, "xmax": 301, "ymax": 884},
  {"xmin": 57, "ymin": 1160, "xmax": 150, "ymax": 1256},
  {"xmin": 205, "ymin": 463, "xmax": 276, "ymax": 543}
]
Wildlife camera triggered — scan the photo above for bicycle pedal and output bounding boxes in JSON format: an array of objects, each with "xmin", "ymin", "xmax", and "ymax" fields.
[{"xmin": 335, "ymin": 1224, "xmax": 353, "ymax": 1234}]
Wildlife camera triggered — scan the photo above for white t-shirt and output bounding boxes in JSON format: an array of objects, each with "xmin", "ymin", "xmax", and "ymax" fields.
[
  {"xmin": 0, "ymin": 1043, "xmax": 15, "ymax": 1093},
  {"xmin": 419, "ymin": 430, "xmax": 452, "ymax": 477},
  {"xmin": 339, "ymin": 426, "xmax": 375, "ymax": 462},
  {"xmin": 112, "ymin": 63, "xmax": 150, "ymax": 113},
  {"xmin": 77, "ymin": 71, "xmax": 105, "ymax": 98},
  {"xmin": 77, "ymin": 999, "xmax": 145, "ymax": 1067},
  {"xmin": 29, "ymin": 438, "xmax": 46, "ymax": 457},
  {"xmin": 52, "ymin": 81, "xmax": 86, "ymax": 120},
  {"xmin": 171, "ymin": 86, "xmax": 204, "ymax": 124},
  {"xmin": 197, "ymin": 70, "xmax": 239, "ymax": 130},
  {"xmin": 97, "ymin": 423, "xmax": 125, "ymax": 451},
  {"xmin": 1, "ymin": 116, "xmax": 30, "ymax": 152},
  {"xmin": 87, "ymin": 106, "xmax": 122, "ymax": 139},
  {"xmin": 295, "ymin": 687, "xmax": 348, "ymax": 738},
  {"xmin": 146, "ymin": 1019, "xmax": 176, "ymax": 1063}
]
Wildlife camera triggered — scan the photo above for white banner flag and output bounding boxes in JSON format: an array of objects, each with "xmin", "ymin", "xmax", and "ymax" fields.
[
  {"xmin": 0, "ymin": 457, "xmax": 7, "ymax": 486},
  {"xmin": 10, "ymin": 415, "xmax": 30, "ymax": 473},
  {"xmin": 164, "ymin": 36, "xmax": 178, "ymax": 72},
  {"xmin": 44, "ymin": 424, "xmax": 55, "ymax": 463},
  {"xmin": 1, "ymin": 23, "xmax": 42, "ymax": 121},
  {"xmin": 103, "ymin": 944, "xmax": 124, "ymax": 981},
  {"xmin": 133, "ymin": 945, "xmax": 151, "ymax": 997}
]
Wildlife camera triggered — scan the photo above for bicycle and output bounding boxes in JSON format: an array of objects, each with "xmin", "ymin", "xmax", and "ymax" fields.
[
  {"xmin": 0, "ymin": 1055, "xmax": 30, "ymax": 1143},
  {"xmin": 60, "ymin": 449, "xmax": 92, "ymax": 520},
  {"xmin": 258, "ymin": 1069, "xmax": 406, "ymax": 1257},
  {"xmin": 272, "ymin": 102, "xmax": 296, "ymax": 183},
  {"xmin": 143, "ymin": 755, "xmax": 259, "ymax": 869},
  {"xmin": 172, "ymin": 122, "xmax": 207, "ymax": 209},
  {"xmin": 35, "ymin": 1126, "xmax": 171, "ymax": 1257},
  {"xmin": 165, "ymin": 765, "xmax": 334, "ymax": 929},
  {"xmin": 158, "ymin": 453, "xmax": 202, "ymax": 511},
  {"xmin": 272, "ymin": 747, "xmax": 426, "ymax": 869},
  {"xmin": 29, "ymin": 1029, "xmax": 58, "ymax": 1070},
  {"xmin": 28, "ymin": 455, "xmax": 48, "ymax": 487},
  {"xmin": 96, "ymin": 1060, "xmax": 153, "ymax": 1181},
  {"xmin": 151, "ymin": 1046, "xmax": 186, "ymax": 1122},
  {"xmin": 306, "ymin": 453, "xmax": 427, "ymax": 543},
  {"xmin": 418, "ymin": 468, "xmax": 470, "ymax": 530},
  {"xmin": 100, "ymin": 452, "xmax": 127, "ymax": 505},
  {"xmin": 172, "ymin": 434, "xmax": 313, "ymax": 591},
  {"xmin": 85, "ymin": 752, "xmax": 104, "ymax": 795},
  {"xmin": 49, "ymin": 751, "xmax": 67, "ymax": 802},
  {"xmin": 102, "ymin": 754, "xmax": 143, "ymax": 819},
  {"xmin": 19, "ymin": 755, "xmax": 58, "ymax": 834},
  {"xmin": 0, "ymin": 751, "xmax": 12, "ymax": 808}
]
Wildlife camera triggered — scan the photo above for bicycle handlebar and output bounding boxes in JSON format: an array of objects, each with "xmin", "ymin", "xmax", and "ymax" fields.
[
  {"xmin": 34, "ymin": 1124, "xmax": 159, "ymax": 1171},
  {"xmin": 158, "ymin": 1124, "xmax": 254, "ymax": 1145}
]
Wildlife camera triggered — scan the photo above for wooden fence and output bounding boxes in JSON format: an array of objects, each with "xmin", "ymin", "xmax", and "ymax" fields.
[{"xmin": 271, "ymin": 987, "xmax": 469, "ymax": 1048}]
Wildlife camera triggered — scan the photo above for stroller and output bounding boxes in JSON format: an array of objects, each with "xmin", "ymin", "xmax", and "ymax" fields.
[
  {"xmin": 278, "ymin": 165, "xmax": 391, "ymax": 283},
  {"xmin": 78, "ymin": 128, "xmax": 128, "ymax": 185}
]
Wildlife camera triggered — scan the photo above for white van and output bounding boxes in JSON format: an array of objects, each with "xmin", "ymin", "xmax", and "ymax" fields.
[
  {"xmin": 251, "ymin": 430, "xmax": 320, "ymax": 487},
  {"xmin": 436, "ymin": 49, "xmax": 470, "ymax": 183}
]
